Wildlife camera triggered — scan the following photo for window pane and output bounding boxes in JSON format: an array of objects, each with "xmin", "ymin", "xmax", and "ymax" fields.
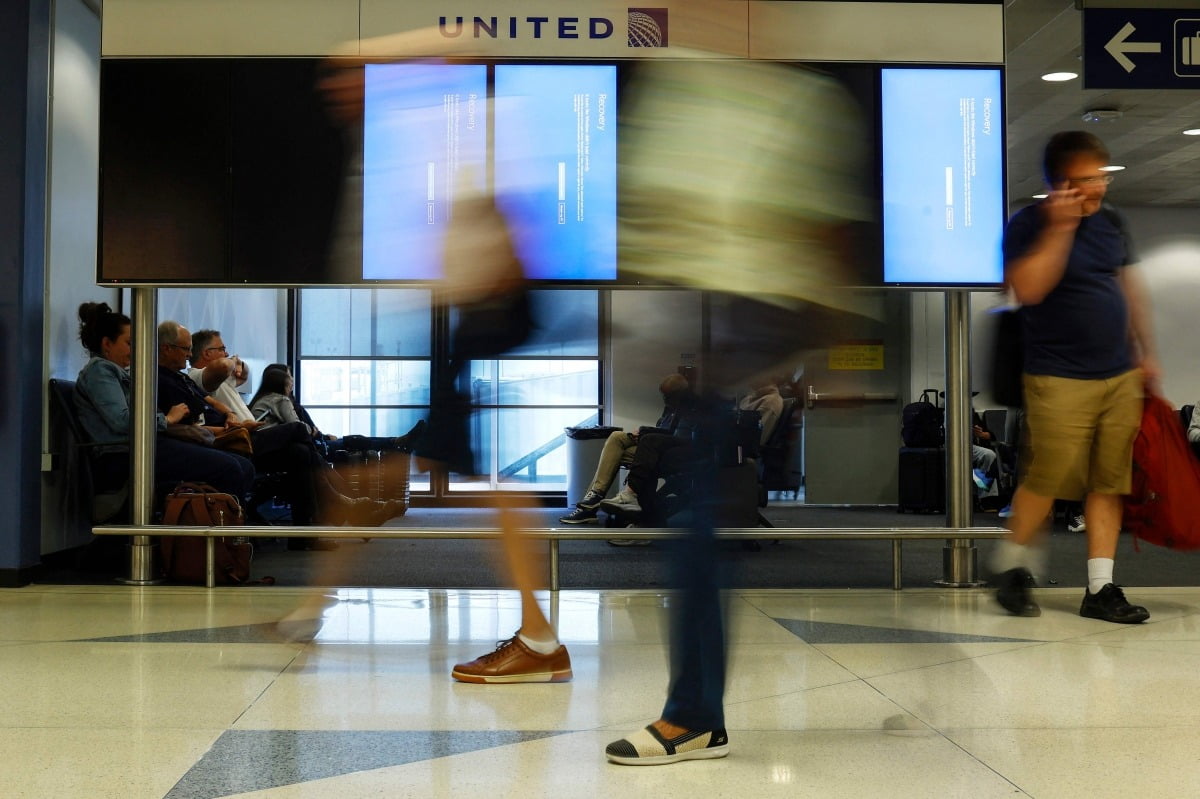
[
  {"xmin": 466, "ymin": 360, "xmax": 598, "ymax": 407},
  {"xmin": 300, "ymin": 288, "xmax": 431, "ymax": 356},
  {"xmin": 300, "ymin": 359, "xmax": 430, "ymax": 407},
  {"xmin": 306, "ymin": 407, "xmax": 429, "ymax": 439},
  {"xmin": 510, "ymin": 291, "xmax": 598, "ymax": 356},
  {"xmin": 449, "ymin": 290, "xmax": 598, "ymax": 357},
  {"xmin": 449, "ymin": 407, "xmax": 602, "ymax": 491}
]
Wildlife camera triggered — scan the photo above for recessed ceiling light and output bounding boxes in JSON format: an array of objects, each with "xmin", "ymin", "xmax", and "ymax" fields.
[
  {"xmin": 1184, "ymin": 128, "xmax": 1200, "ymax": 136},
  {"xmin": 1033, "ymin": 194, "xmax": 1048, "ymax": 199},
  {"xmin": 1041, "ymin": 71, "xmax": 1078, "ymax": 82},
  {"xmin": 1100, "ymin": 165, "xmax": 1125, "ymax": 172}
]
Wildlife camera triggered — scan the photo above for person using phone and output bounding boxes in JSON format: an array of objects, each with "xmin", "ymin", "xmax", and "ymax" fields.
[{"xmin": 991, "ymin": 131, "xmax": 1160, "ymax": 625}]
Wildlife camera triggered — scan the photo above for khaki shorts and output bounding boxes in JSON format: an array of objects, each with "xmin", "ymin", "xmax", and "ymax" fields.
[{"xmin": 1019, "ymin": 369, "xmax": 1143, "ymax": 500}]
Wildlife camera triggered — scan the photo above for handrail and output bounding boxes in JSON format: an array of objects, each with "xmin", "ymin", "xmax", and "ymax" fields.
[
  {"xmin": 806, "ymin": 386, "xmax": 899, "ymax": 410},
  {"xmin": 92, "ymin": 524, "xmax": 1008, "ymax": 591}
]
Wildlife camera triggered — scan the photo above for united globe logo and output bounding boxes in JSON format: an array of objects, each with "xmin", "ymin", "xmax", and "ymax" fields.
[{"xmin": 628, "ymin": 8, "xmax": 668, "ymax": 47}]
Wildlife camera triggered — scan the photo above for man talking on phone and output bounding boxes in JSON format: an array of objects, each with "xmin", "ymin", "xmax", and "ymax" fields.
[{"xmin": 991, "ymin": 131, "xmax": 1160, "ymax": 624}]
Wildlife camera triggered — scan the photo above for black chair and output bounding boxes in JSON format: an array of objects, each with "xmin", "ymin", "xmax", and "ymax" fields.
[{"xmin": 47, "ymin": 378, "xmax": 130, "ymax": 526}]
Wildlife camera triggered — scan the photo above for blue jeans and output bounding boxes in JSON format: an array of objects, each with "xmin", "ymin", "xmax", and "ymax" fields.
[{"xmin": 659, "ymin": 415, "xmax": 728, "ymax": 731}]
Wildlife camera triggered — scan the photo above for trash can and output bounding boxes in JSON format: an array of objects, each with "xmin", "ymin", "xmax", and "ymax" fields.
[{"xmin": 564, "ymin": 426, "xmax": 623, "ymax": 507}]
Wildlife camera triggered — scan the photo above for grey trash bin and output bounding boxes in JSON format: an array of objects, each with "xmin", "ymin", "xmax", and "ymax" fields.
[{"xmin": 564, "ymin": 426, "xmax": 623, "ymax": 507}]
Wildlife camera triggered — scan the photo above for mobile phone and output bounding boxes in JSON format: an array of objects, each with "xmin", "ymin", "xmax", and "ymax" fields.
[{"xmin": 254, "ymin": 409, "xmax": 270, "ymax": 422}]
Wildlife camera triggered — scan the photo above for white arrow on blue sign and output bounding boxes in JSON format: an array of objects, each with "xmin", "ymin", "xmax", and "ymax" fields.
[{"xmin": 1084, "ymin": 8, "xmax": 1200, "ymax": 89}]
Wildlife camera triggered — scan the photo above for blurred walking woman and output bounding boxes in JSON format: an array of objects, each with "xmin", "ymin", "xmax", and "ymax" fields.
[{"xmin": 73, "ymin": 302, "xmax": 255, "ymax": 498}]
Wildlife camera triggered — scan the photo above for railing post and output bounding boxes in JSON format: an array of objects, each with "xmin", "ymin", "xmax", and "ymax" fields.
[
  {"xmin": 120, "ymin": 287, "xmax": 163, "ymax": 585},
  {"xmin": 936, "ymin": 290, "xmax": 984, "ymax": 587}
]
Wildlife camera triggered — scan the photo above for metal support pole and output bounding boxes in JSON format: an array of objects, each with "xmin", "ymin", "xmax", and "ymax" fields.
[
  {"xmin": 549, "ymin": 539, "xmax": 560, "ymax": 592},
  {"xmin": 120, "ymin": 287, "xmax": 163, "ymax": 585},
  {"xmin": 892, "ymin": 540, "xmax": 903, "ymax": 590},
  {"xmin": 206, "ymin": 537, "xmax": 216, "ymax": 589},
  {"xmin": 937, "ymin": 290, "xmax": 984, "ymax": 586}
]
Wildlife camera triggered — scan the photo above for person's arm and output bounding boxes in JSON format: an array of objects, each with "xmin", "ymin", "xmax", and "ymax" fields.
[
  {"xmin": 83, "ymin": 364, "xmax": 132, "ymax": 438},
  {"xmin": 1005, "ymin": 190, "xmax": 1083, "ymax": 306},
  {"xmin": 1119, "ymin": 264, "xmax": 1161, "ymax": 393},
  {"xmin": 271, "ymin": 395, "xmax": 302, "ymax": 426},
  {"xmin": 191, "ymin": 362, "xmax": 232, "ymax": 394}
]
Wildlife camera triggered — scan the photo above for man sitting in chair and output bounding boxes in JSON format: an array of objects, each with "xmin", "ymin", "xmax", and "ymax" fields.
[{"xmin": 559, "ymin": 373, "xmax": 695, "ymax": 524}]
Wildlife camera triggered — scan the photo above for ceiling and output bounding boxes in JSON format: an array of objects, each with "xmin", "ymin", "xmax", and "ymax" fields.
[{"xmin": 1005, "ymin": 0, "xmax": 1200, "ymax": 208}]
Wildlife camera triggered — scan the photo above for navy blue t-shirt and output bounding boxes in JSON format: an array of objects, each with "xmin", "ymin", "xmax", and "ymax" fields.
[
  {"xmin": 1002, "ymin": 203, "xmax": 1136, "ymax": 380},
  {"xmin": 157, "ymin": 365, "xmax": 227, "ymax": 427}
]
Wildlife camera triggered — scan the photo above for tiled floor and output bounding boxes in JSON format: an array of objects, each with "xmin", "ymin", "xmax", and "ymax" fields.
[{"xmin": 4, "ymin": 583, "xmax": 1200, "ymax": 798}]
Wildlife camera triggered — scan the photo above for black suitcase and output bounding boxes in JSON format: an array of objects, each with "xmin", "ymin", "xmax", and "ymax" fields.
[{"xmin": 898, "ymin": 447, "xmax": 944, "ymax": 513}]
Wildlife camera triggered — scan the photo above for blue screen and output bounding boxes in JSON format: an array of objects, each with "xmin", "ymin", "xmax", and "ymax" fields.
[
  {"xmin": 362, "ymin": 63, "xmax": 616, "ymax": 282},
  {"xmin": 882, "ymin": 68, "xmax": 1004, "ymax": 285},
  {"xmin": 362, "ymin": 64, "xmax": 488, "ymax": 281},
  {"xmin": 494, "ymin": 65, "xmax": 617, "ymax": 281}
]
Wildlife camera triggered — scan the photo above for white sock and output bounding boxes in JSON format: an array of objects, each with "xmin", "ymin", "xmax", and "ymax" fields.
[
  {"xmin": 1087, "ymin": 558, "xmax": 1114, "ymax": 595},
  {"xmin": 518, "ymin": 631, "xmax": 560, "ymax": 655}
]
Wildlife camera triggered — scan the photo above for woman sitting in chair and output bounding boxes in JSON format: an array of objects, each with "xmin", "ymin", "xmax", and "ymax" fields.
[{"xmin": 73, "ymin": 302, "xmax": 256, "ymax": 499}]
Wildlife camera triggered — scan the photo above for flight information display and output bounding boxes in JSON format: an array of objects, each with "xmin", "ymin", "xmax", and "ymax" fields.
[
  {"xmin": 495, "ymin": 64, "xmax": 617, "ymax": 281},
  {"xmin": 362, "ymin": 63, "xmax": 617, "ymax": 281},
  {"xmin": 362, "ymin": 63, "xmax": 488, "ymax": 281},
  {"xmin": 881, "ymin": 68, "xmax": 1005, "ymax": 286}
]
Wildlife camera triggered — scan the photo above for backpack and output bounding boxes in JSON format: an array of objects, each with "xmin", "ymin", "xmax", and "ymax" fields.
[
  {"xmin": 901, "ymin": 389, "xmax": 945, "ymax": 448},
  {"xmin": 1125, "ymin": 395, "xmax": 1200, "ymax": 550},
  {"xmin": 158, "ymin": 482, "xmax": 255, "ymax": 584}
]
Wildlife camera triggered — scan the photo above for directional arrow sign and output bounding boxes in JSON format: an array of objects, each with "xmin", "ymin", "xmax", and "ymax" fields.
[
  {"xmin": 1105, "ymin": 21, "xmax": 1162, "ymax": 73},
  {"xmin": 1084, "ymin": 9, "xmax": 1200, "ymax": 89}
]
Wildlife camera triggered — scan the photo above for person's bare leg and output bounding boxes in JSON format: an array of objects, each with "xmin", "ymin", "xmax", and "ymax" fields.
[
  {"xmin": 1006, "ymin": 485, "xmax": 1055, "ymax": 547},
  {"xmin": 1083, "ymin": 491, "xmax": 1121, "ymax": 560},
  {"xmin": 495, "ymin": 492, "xmax": 554, "ymax": 640}
]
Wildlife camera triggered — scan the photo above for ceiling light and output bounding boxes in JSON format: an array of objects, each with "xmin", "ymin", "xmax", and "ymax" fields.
[
  {"xmin": 1041, "ymin": 71, "xmax": 1078, "ymax": 82},
  {"xmin": 1032, "ymin": 194, "xmax": 1048, "ymax": 199},
  {"xmin": 1184, "ymin": 128, "xmax": 1200, "ymax": 136},
  {"xmin": 1100, "ymin": 165, "xmax": 1125, "ymax": 172}
]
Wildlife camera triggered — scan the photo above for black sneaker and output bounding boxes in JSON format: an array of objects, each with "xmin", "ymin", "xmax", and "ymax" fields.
[
  {"xmin": 576, "ymin": 490, "xmax": 606, "ymax": 510},
  {"xmin": 1080, "ymin": 584, "xmax": 1149, "ymax": 624},
  {"xmin": 995, "ymin": 567, "xmax": 1040, "ymax": 617},
  {"xmin": 559, "ymin": 506, "xmax": 599, "ymax": 525}
]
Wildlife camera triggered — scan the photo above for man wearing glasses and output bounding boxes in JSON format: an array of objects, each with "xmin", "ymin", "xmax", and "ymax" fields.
[
  {"xmin": 187, "ymin": 329, "xmax": 253, "ymax": 418},
  {"xmin": 991, "ymin": 131, "xmax": 1160, "ymax": 624}
]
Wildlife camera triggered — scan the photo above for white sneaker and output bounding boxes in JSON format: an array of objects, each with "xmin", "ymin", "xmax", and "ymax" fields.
[{"xmin": 1068, "ymin": 514, "xmax": 1086, "ymax": 533}]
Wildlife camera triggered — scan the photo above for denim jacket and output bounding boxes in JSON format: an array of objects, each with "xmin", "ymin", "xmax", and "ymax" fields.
[{"xmin": 75, "ymin": 357, "xmax": 167, "ymax": 450}]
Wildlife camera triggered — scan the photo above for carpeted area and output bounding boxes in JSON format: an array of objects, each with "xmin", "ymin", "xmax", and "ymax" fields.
[{"xmin": 43, "ymin": 504, "xmax": 1200, "ymax": 591}]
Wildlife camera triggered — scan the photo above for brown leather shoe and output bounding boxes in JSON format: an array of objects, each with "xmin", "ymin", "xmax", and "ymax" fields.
[{"xmin": 451, "ymin": 634, "xmax": 572, "ymax": 684}]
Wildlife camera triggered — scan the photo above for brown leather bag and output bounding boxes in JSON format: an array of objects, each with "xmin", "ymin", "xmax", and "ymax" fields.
[{"xmin": 159, "ymin": 482, "xmax": 252, "ymax": 584}]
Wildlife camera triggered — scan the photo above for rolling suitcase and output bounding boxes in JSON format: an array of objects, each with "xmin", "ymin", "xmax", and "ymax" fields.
[{"xmin": 898, "ymin": 447, "xmax": 944, "ymax": 513}]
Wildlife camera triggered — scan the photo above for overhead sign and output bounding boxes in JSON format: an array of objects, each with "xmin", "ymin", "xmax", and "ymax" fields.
[{"xmin": 1084, "ymin": 8, "xmax": 1200, "ymax": 89}]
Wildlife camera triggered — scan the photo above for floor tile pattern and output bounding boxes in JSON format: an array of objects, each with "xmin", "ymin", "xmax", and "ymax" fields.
[{"xmin": 4, "ymin": 584, "xmax": 1200, "ymax": 798}]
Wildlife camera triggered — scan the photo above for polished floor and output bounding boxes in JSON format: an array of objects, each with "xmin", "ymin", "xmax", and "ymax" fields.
[{"xmin": 4, "ymin": 583, "xmax": 1200, "ymax": 798}]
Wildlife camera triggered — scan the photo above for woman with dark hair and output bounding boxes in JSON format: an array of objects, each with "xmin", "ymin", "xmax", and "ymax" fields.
[
  {"xmin": 73, "ymin": 301, "xmax": 256, "ymax": 499},
  {"xmin": 248, "ymin": 366, "xmax": 299, "ymax": 429},
  {"xmin": 247, "ymin": 363, "xmax": 400, "ymax": 530}
]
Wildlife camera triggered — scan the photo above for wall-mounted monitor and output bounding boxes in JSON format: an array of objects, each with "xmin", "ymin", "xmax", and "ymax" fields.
[
  {"xmin": 881, "ymin": 67, "xmax": 1005, "ymax": 286},
  {"xmin": 362, "ymin": 63, "xmax": 617, "ymax": 282},
  {"xmin": 98, "ymin": 59, "xmax": 1003, "ymax": 289}
]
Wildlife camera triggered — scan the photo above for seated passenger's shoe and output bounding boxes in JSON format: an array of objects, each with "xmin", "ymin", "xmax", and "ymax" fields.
[
  {"xmin": 1080, "ymin": 584, "xmax": 1149, "ymax": 624},
  {"xmin": 390, "ymin": 419, "xmax": 428, "ymax": 452},
  {"xmin": 606, "ymin": 725, "xmax": 729, "ymax": 766},
  {"xmin": 576, "ymin": 489, "xmax": 606, "ymax": 510},
  {"xmin": 451, "ymin": 634, "xmax": 572, "ymax": 684},
  {"xmin": 600, "ymin": 490, "xmax": 641, "ymax": 515},
  {"xmin": 994, "ymin": 567, "xmax": 1040, "ymax": 617},
  {"xmin": 559, "ymin": 506, "xmax": 599, "ymax": 524},
  {"xmin": 1067, "ymin": 514, "xmax": 1087, "ymax": 533}
]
